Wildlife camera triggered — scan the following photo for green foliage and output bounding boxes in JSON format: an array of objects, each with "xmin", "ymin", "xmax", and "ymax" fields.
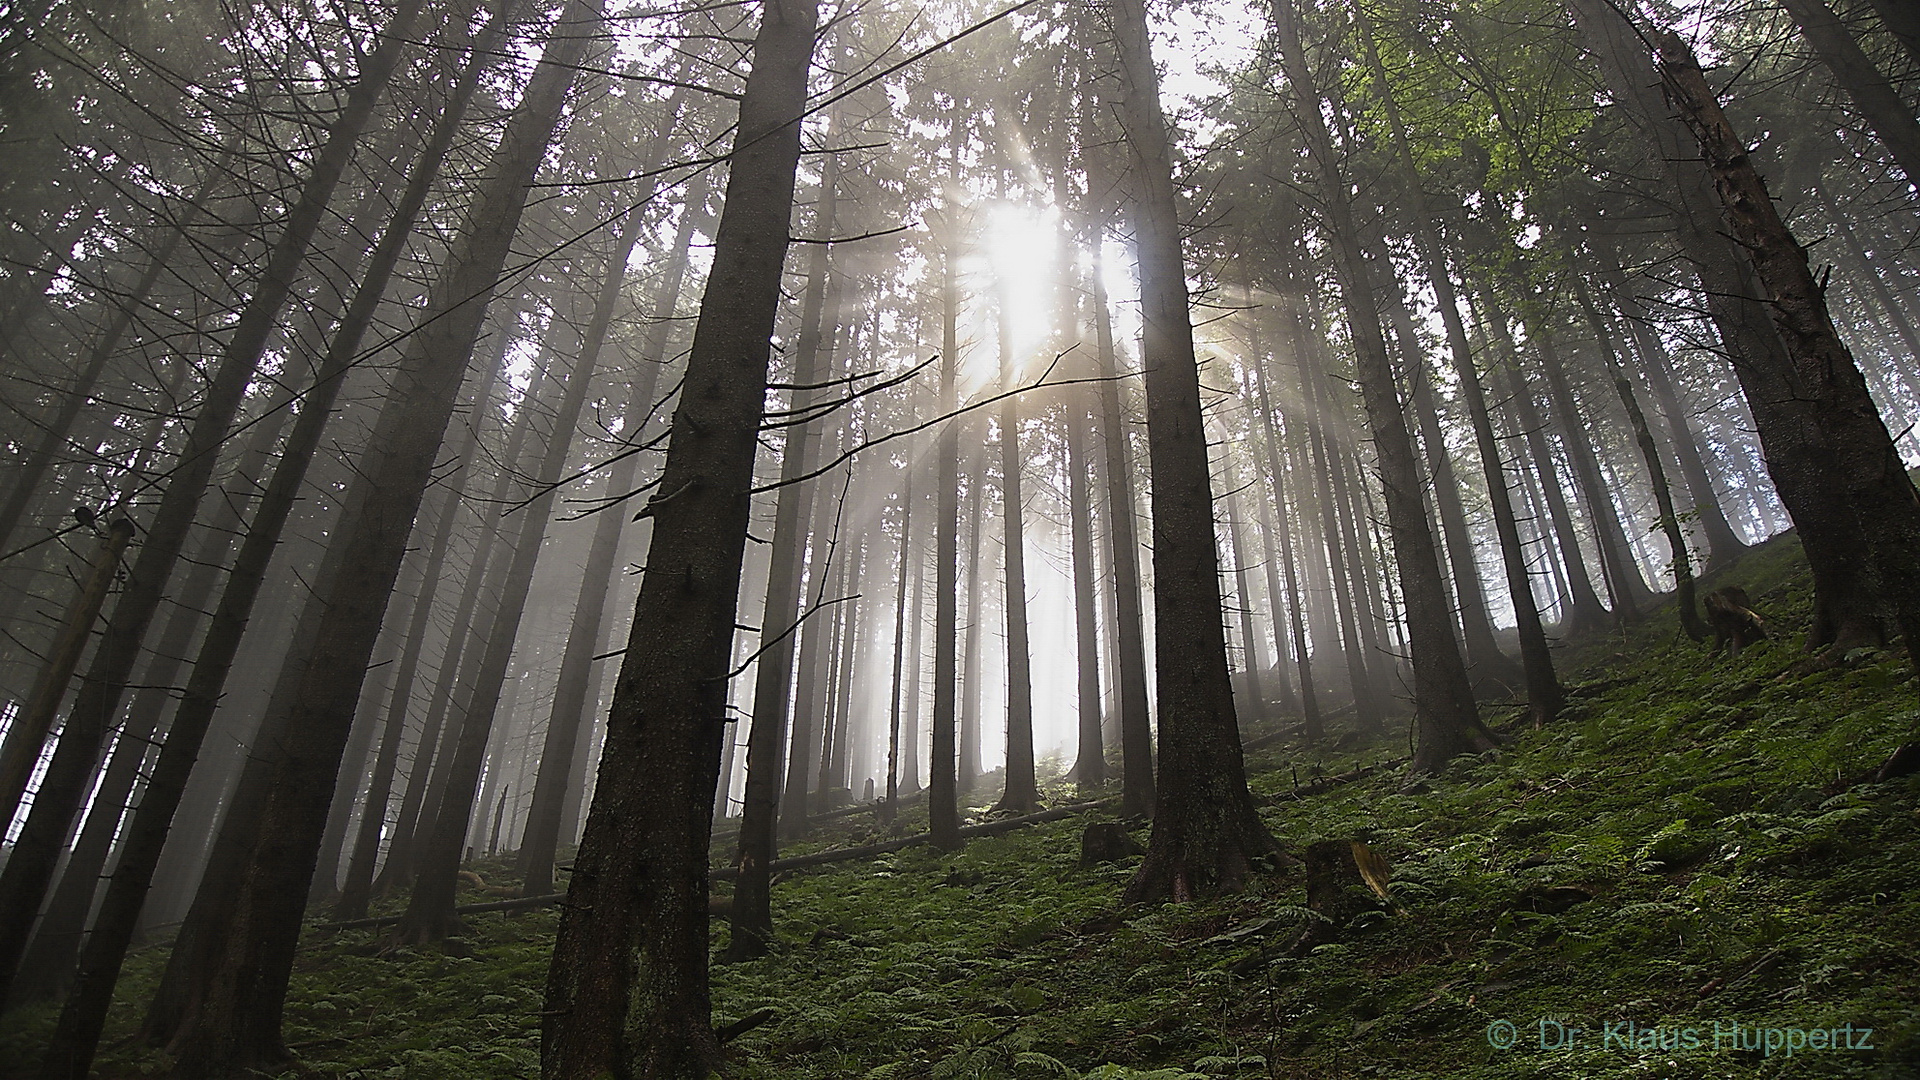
[{"xmin": 5, "ymin": 535, "xmax": 1916, "ymax": 1079}]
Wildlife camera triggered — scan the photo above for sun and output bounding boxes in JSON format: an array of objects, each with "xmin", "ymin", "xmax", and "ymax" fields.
[{"xmin": 963, "ymin": 201, "xmax": 1062, "ymax": 390}]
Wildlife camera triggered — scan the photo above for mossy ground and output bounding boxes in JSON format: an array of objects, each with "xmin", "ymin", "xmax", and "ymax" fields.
[{"xmin": 4, "ymin": 534, "xmax": 1917, "ymax": 1079}]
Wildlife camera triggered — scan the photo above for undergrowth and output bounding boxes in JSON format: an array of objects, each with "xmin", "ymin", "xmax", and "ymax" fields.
[{"xmin": 3, "ymin": 533, "xmax": 1916, "ymax": 1079}]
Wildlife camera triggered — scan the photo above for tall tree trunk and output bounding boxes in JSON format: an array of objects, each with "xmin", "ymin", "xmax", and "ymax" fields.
[
  {"xmin": 1573, "ymin": 275, "xmax": 1708, "ymax": 640},
  {"xmin": 1474, "ymin": 279, "xmax": 1610, "ymax": 633},
  {"xmin": 162, "ymin": 4, "xmax": 600, "ymax": 1072},
  {"xmin": 928, "ymin": 212, "xmax": 963, "ymax": 841},
  {"xmin": 775, "ymin": 144, "xmax": 845, "ymax": 841},
  {"xmin": 1245, "ymin": 309, "xmax": 1320, "ymax": 738},
  {"xmin": 1598, "ymin": 259, "xmax": 1748, "ymax": 568},
  {"xmin": 1352, "ymin": 16, "xmax": 1564, "ymax": 719},
  {"xmin": 1658, "ymin": 30, "xmax": 1920, "ymax": 660},
  {"xmin": 1090, "ymin": 244, "xmax": 1153, "ymax": 817},
  {"xmin": 383, "ymin": 350, "xmax": 555, "ymax": 893},
  {"xmin": 1530, "ymin": 315, "xmax": 1650, "ymax": 619},
  {"xmin": 522, "ymin": 166, "xmax": 706, "ymax": 900},
  {"xmin": 991, "ymin": 269, "xmax": 1040, "ymax": 815},
  {"xmin": 0, "ymin": 0, "xmax": 429, "ymax": 995},
  {"xmin": 1776, "ymin": 0, "xmax": 1920, "ymax": 188},
  {"xmin": 1114, "ymin": 0, "xmax": 1276, "ymax": 905},
  {"xmin": 883, "ymin": 473, "xmax": 913, "ymax": 822},
  {"xmin": 1271, "ymin": 0, "xmax": 1491, "ymax": 775},
  {"xmin": 541, "ymin": 0, "xmax": 817, "ymax": 1072},
  {"xmin": 397, "ymin": 228, "xmax": 637, "ymax": 944}
]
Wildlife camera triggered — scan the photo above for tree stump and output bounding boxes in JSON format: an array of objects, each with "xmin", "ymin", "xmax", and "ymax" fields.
[{"xmin": 1078, "ymin": 822, "xmax": 1144, "ymax": 867}]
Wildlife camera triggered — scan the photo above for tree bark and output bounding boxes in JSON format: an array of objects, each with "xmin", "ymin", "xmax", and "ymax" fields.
[
  {"xmin": 540, "ymin": 0, "xmax": 818, "ymax": 1073},
  {"xmin": 991, "ymin": 266, "xmax": 1040, "ymax": 815},
  {"xmin": 1658, "ymin": 30, "xmax": 1920, "ymax": 659},
  {"xmin": 1090, "ymin": 243, "xmax": 1154, "ymax": 818},
  {"xmin": 1113, "ymin": 0, "xmax": 1276, "ymax": 905}
]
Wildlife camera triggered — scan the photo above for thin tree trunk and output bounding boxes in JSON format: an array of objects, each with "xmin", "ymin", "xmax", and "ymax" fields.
[
  {"xmin": 991, "ymin": 269, "xmax": 1040, "ymax": 815},
  {"xmin": 1090, "ymin": 246, "xmax": 1153, "ymax": 817},
  {"xmin": 928, "ymin": 212, "xmax": 963, "ymax": 840},
  {"xmin": 1573, "ymin": 276, "xmax": 1708, "ymax": 639},
  {"xmin": 1245, "ymin": 308, "xmax": 1320, "ymax": 738},
  {"xmin": 1271, "ymin": 0, "xmax": 1491, "ymax": 775},
  {"xmin": 0, "ymin": 0, "xmax": 430, "ymax": 996},
  {"xmin": 523, "ymin": 166, "xmax": 705, "ymax": 900},
  {"xmin": 883, "ymin": 474, "xmax": 913, "ymax": 823}
]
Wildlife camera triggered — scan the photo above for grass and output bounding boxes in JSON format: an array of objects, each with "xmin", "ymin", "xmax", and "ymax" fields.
[{"xmin": 3, "ymin": 533, "xmax": 1917, "ymax": 1079}]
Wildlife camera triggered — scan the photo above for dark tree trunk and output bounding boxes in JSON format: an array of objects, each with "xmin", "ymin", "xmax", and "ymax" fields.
[
  {"xmin": 540, "ymin": 0, "xmax": 817, "ymax": 1073},
  {"xmin": 0, "ymin": 0, "xmax": 428, "ymax": 997},
  {"xmin": 1658, "ymin": 31, "xmax": 1920, "ymax": 660},
  {"xmin": 0, "ymin": 518, "xmax": 134, "ymax": 828},
  {"xmin": 1090, "ymin": 244, "xmax": 1154, "ymax": 818},
  {"xmin": 161, "ymin": 4, "xmax": 598, "ymax": 1073},
  {"xmin": 991, "ymin": 271, "xmax": 1040, "ymax": 816},
  {"xmin": 1114, "ymin": 0, "xmax": 1276, "ymax": 905},
  {"xmin": 883, "ymin": 473, "xmax": 913, "ymax": 822},
  {"xmin": 928, "ymin": 213, "xmax": 963, "ymax": 841},
  {"xmin": 1271, "ymin": 0, "xmax": 1491, "ymax": 775}
]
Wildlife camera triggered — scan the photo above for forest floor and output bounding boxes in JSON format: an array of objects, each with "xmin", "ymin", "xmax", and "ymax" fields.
[{"xmin": 4, "ymin": 531, "xmax": 1919, "ymax": 1079}]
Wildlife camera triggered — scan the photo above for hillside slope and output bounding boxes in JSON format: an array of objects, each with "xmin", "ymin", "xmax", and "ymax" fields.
[{"xmin": 3, "ymin": 534, "xmax": 1916, "ymax": 1080}]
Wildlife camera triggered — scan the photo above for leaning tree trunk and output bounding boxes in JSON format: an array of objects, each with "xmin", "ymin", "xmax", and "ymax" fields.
[
  {"xmin": 1658, "ymin": 30, "xmax": 1920, "ymax": 661},
  {"xmin": 31, "ymin": 12, "xmax": 508, "ymax": 1064},
  {"xmin": 1775, "ymin": 0, "xmax": 1920, "ymax": 189},
  {"xmin": 1353, "ymin": 16, "xmax": 1563, "ymax": 720},
  {"xmin": 162, "ymin": 5, "xmax": 600, "ymax": 1075},
  {"xmin": 1112, "ymin": 0, "xmax": 1277, "ymax": 905},
  {"xmin": 0, "ymin": 0, "xmax": 429, "ymax": 999},
  {"xmin": 540, "ymin": 0, "xmax": 817, "ymax": 1074},
  {"xmin": 1271, "ymin": 0, "xmax": 1491, "ymax": 775},
  {"xmin": 523, "ymin": 165, "xmax": 706, "ymax": 901}
]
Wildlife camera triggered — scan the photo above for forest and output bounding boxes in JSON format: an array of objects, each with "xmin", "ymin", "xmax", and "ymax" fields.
[{"xmin": 0, "ymin": 0, "xmax": 1916, "ymax": 1075}]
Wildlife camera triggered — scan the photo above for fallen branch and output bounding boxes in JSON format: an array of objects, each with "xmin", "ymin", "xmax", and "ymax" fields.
[
  {"xmin": 316, "ymin": 800, "xmax": 1118, "ymax": 934},
  {"xmin": 318, "ymin": 891, "xmax": 564, "ymax": 932},
  {"xmin": 710, "ymin": 799, "xmax": 1117, "ymax": 880}
]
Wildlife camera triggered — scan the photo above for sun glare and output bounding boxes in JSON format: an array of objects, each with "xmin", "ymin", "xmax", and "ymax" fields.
[{"xmin": 966, "ymin": 202, "xmax": 1061, "ymax": 389}]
